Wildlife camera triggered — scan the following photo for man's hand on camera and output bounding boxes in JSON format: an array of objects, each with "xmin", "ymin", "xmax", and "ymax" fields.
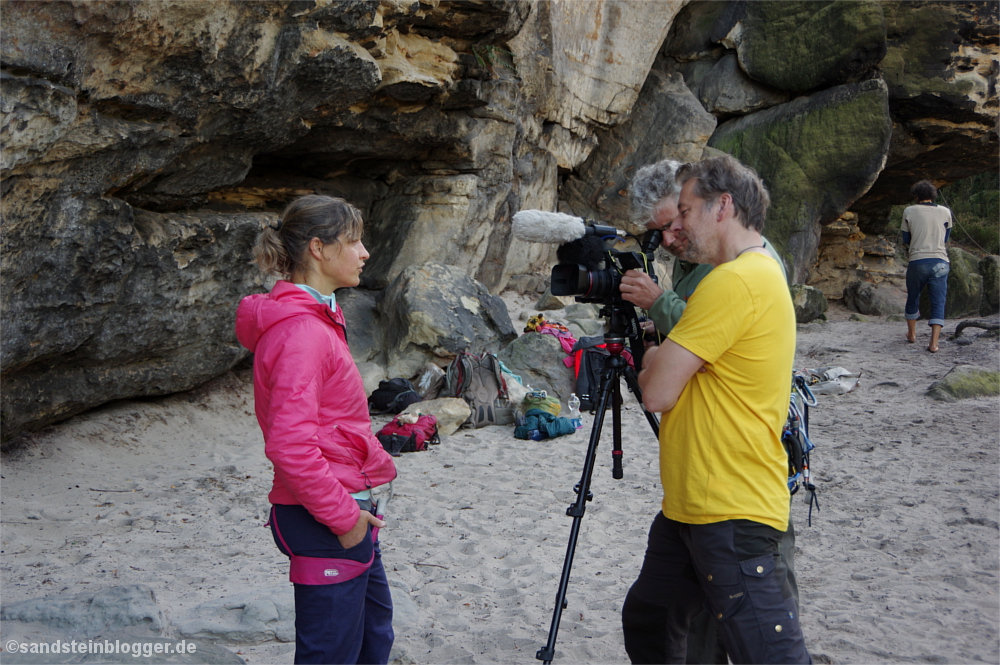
[{"xmin": 620, "ymin": 270, "xmax": 664, "ymax": 310}]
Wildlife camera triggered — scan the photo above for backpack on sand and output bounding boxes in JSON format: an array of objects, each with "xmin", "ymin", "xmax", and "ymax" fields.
[
  {"xmin": 376, "ymin": 414, "xmax": 440, "ymax": 456},
  {"xmin": 368, "ymin": 378, "xmax": 422, "ymax": 414},
  {"xmin": 782, "ymin": 373, "xmax": 820, "ymax": 525},
  {"xmin": 572, "ymin": 337, "xmax": 609, "ymax": 412},
  {"xmin": 444, "ymin": 351, "xmax": 515, "ymax": 428}
]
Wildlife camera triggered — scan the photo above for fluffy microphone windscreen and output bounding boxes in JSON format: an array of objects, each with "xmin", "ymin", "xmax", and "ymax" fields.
[{"xmin": 511, "ymin": 210, "xmax": 586, "ymax": 244}]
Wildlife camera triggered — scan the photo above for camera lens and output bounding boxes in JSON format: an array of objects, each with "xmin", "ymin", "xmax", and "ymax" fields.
[
  {"xmin": 550, "ymin": 264, "xmax": 619, "ymax": 299},
  {"xmin": 587, "ymin": 269, "xmax": 619, "ymax": 300}
]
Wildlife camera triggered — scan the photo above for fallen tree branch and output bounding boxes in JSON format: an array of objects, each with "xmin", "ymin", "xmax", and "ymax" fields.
[{"xmin": 951, "ymin": 320, "xmax": 1000, "ymax": 339}]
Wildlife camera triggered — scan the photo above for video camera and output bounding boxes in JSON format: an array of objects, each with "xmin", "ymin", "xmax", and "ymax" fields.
[
  {"xmin": 510, "ymin": 209, "xmax": 662, "ymax": 365},
  {"xmin": 550, "ymin": 229, "xmax": 663, "ymax": 303}
]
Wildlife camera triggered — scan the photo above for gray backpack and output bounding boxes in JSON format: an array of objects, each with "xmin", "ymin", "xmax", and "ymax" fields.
[{"xmin": 444, "ymin": 352, "xmax": 514, "ymax": 428}]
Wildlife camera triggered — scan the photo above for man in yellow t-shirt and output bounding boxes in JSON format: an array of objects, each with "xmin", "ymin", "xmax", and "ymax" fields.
[{"xmin": 622, "ymin": 155, "xmax": 811, "ymax": 664}]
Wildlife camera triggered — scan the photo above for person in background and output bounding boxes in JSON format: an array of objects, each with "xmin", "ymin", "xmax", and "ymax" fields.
[
  {"xmin": 623, "ymin": 155, "xmax": 810, "ymax": 664},
  {"xmin": 235, "ymin": 195, "xmax": 397, "ymax": 665},
  {"xmin": 902, "ymin": 179, "xmax": 953, "ymax": 353},
  {"xmin": 619, "ymin": 158, "xmax": 795, "ymax": 664}
]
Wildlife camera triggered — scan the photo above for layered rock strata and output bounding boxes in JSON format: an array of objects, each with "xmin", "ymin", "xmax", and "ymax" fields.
[{"xmin": 2, "ymin": 0, "xmax": 996, "ymax": 439}]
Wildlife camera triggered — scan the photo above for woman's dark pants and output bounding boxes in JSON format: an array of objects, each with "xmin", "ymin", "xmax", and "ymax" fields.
[{"xmin": 271, "ymin": 504, "xmax": 394, "ymax": 665}]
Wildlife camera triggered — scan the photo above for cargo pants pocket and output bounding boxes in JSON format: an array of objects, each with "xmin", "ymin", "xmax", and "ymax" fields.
[{"xmin": 702, "ymin": 553, "xmax": 806, "ymax": 664}]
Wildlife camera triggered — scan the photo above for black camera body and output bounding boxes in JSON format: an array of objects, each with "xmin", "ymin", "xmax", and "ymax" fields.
[
  {"xmin": 550, "ymin": 248, "xmax": 649, "ymax": 303},
  {"xmin": 548, "ymin": 228, "xmax": 663, "ymax": 367},
  {"xmin": 549, "ymin": 229, "xmax": 662, "ymax": 303}
]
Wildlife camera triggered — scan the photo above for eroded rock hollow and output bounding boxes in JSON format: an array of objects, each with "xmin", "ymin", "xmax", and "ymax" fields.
[{"xmin": 2, "ymin": 0, "xmax": 996, "ymax": 441}]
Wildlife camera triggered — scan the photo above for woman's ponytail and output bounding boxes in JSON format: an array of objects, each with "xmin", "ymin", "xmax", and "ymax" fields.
[{"xmin": 252, "ymin": 225, "xmax": 293, "ymax": 277}]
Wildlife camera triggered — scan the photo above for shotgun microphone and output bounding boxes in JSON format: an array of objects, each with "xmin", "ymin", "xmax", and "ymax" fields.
[{"xmin": 512, "ymin": 210, "xmax": 626, "ymax": 244}]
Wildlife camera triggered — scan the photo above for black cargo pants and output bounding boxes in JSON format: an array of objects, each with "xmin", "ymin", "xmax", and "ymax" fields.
[{"xmin": 622, "ymin": 513, "xmax": 811, "ymax": 664}]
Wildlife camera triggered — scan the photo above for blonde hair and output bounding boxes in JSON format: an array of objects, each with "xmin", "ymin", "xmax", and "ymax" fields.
[{"xmin": 253, "ymin": 195, "xmax": 364, "ymax": 277}]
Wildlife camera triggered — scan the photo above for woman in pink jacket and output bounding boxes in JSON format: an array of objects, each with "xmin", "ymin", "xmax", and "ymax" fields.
[{"xmin": 235, "ymin": 195, "xmax": 397, "ymax": 664}]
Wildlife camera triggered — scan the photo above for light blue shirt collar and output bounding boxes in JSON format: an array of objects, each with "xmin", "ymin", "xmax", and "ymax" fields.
[{"xmin": 294, "ymin": 283, "xmax": 337, "ymax": 311}]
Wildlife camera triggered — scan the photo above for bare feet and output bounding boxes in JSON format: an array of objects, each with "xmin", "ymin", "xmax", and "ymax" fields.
[
  {"xmin": 906, "ymin": 333, "xmax": 916, "ymax": 343},
  {"xmin": 928, "ymin": 324, "xmax": 942, "ymax": 354},
  {"xmin": 906, "ymin": 319, "xmax": 917, "ymax": 344}
]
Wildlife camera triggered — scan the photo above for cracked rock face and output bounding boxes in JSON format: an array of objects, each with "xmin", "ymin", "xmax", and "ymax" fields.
[
  {"xmin": 0, "ymin": 1, "xmax": 537, "ymax": 441},
  {"xmin": 1, "ymin": 0, "xmax": 995, "ymax": 440}
]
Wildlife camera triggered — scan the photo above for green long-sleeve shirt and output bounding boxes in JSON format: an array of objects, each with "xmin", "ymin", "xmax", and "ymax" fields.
[{"xmin": 648, "ymin": 238, "xmax": 786, "ymax": 334}]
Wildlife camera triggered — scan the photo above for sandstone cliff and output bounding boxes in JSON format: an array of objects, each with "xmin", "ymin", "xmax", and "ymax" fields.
[{"xmin": 2, "ymin": 0, "xmax": 996, "ymax": 441}]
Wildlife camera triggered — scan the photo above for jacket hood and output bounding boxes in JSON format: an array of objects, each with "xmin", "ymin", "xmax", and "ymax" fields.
[{"xmin": 236, "ymin": 281, "xmax": 341, "ymax": 352}]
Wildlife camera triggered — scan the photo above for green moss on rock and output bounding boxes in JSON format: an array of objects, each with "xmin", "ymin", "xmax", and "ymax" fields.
[
  {"xmin": 709, "ymin": 79, "xmax": 892, "ymax": 280},
  {"xmin": 881, "ymin": 2, "xmax": 978, "ymax": 102},
  {"xmin": 738, "ymin": 1, "xmax": 887, "ymax": 92},
  {"xmin": 790, "ymin": 284, "xmax": 828, "ymax": 323},
  {"xmin": 927, "ymin": 365, "xmax": 1000, "ymax": 402}
]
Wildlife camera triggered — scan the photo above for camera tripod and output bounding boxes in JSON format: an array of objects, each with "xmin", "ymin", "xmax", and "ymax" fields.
[{"xmin": 536, "ymin": 307, "xmax": 661, "ymax": 664}]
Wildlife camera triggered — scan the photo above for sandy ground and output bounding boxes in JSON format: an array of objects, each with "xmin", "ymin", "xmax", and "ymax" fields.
[{"xmin": 2, "ymin": 295, "xmax": 998, "ymax": 664}]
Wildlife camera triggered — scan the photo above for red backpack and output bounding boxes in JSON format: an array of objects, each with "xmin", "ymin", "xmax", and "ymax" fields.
[{"xmin": 376, "ymin": 414, "xmax": 440, "ymax": 456}]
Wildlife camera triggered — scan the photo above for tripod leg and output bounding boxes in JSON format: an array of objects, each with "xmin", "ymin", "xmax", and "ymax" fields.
[
  {"xmin": 536, "ymin": 362, "xmax": 620, "ymax": 664},
  {"xmin": 612, "ymin": 371, "xmax": 624, "ymax": 479}
]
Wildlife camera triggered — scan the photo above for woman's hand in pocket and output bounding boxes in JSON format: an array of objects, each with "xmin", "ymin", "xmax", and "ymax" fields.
[{"xmin": 338, "ymin": 511, "xmax": 386, "ymax": 549}]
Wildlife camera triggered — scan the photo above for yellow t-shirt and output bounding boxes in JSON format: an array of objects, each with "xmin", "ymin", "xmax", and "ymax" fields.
[{"xmin": 660, "ymin": 252, "xmax": 796, "ymax": 531}]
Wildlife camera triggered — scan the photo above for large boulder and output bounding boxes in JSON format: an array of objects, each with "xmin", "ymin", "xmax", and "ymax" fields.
[
  {"xmin": 378, "ymin": 263, "xmax": 516, "ymax": 379},
  {"xmin": 498, "ymin": 332, "xmax": 575, "ymax": 403},
  {"xmin": 675, "ymin": 53, "xmax": 791, "ymax": 118},
  {"xmin": 843, "ymin": 281, "xmax": 906, "ymax": 317},
  {"xmin": 560, "ymin": 69, "xmax": 717, "ymax": 233},
  {"xmin": 725, "ymin": 1, "xmax": 887, "ymax": 92},
  {"xmin": 927, "ymin": 364, "xmax": 1000, "ymax": 402},
  {"xmin": 709, "ymin": 79, "xmax": 893, "ymax": 284},
  {"xmin": 662, "ymin": 0, "xmax": 774, "ymax": 123},
  {"xmin": 790, "ymin": 284, "xmax": 829, "ymax": 323},
  {"xmin": 1, "ymin": 207, "xmax": 268, "ymax": 442},
  {"xmin": 978, "ymin": 255, "xmax": 1000, "ymax": 316}
]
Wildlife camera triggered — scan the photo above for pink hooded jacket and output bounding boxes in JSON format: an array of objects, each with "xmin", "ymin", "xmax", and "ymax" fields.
[{"xmin": 235, "ymin": 281, "xmax": 396, "ymax": 535}]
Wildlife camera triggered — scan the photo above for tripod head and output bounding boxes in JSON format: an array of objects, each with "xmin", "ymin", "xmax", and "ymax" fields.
[{"xmin": 598, "ymin": 295, "xmax": 647, "ymax": 371}]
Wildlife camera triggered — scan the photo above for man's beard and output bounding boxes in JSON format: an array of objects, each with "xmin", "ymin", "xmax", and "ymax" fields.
[{"xmin": 670, "ymin": 235, "xmax": 709, "ymax": 264}]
